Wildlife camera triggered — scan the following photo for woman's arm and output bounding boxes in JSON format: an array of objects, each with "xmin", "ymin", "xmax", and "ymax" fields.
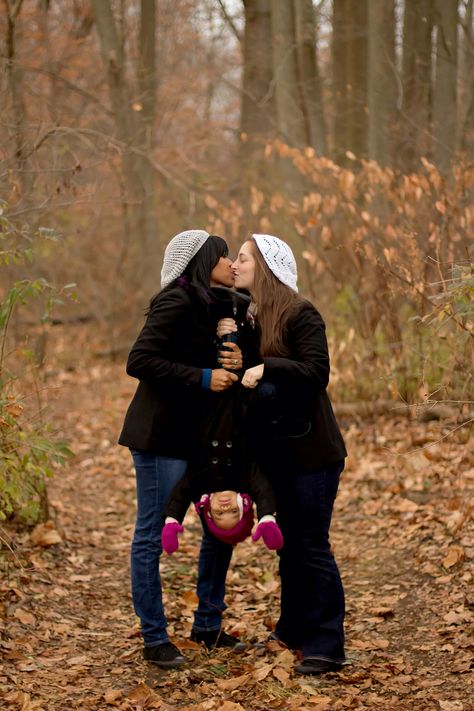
[
  {"xmin": 126, "ymin": 289, "xmax": 203, "ymax": 386},
  {"xmin": 127, "ymin": 289, "xmax": 238, "ymax": 391},
  {"xmin": 242, "ymin": 304, "xmax": 330, "ymax": 391},
  {"xmin": 262, "ymin": 305, "xmax": 330, "ymax": 391}
]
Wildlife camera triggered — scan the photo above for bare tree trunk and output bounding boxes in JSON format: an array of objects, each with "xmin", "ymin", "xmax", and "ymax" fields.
[
  {"xmin": 433, "ymin": 0, "xmax": 458, "ymax": 170},
  {"xmin": 459, "ymin": 0, "xmax": 473, "ymax": 153},
  {"xmin": 346, "ymin": 0, "xmax": 368, "ymax": 159},
  {"xmin": 270, "ymin": 0, "xmax": 307, "ymax": 148},
  {"xmin": 368, "ymin": 0, "xmax": 396, "ymax": 166},
  {"xmin": 3, "ymin": 0, "xmax": 33, "ymax": 201},
  {"xmin": 294, "ymin": 0, "xmax": 327, "ymax": 154},
  {"xmin": 137, "ymin": 0, "xmax": 157, "ymax": 254},
  {"xmin": 240, "ymin": 0, "xmax": 276, "ymax": 186},
  {"xmin": 332, "ymin": 0, "xmax": 368, "ymax": 163},
  {"xmin": 90, "ymin": 0, "xmax": 139, "ymax": 196},
  {"xmin": 401, "ymin": 0, "xmax": 433, "ymax": 170},
  {"xmin": 332, "ymin": 0, "xmax": 349, "ymax": 163},
  {"xmin": 241, "ymin": 0, "xmax": 275, "ymax": 139}
]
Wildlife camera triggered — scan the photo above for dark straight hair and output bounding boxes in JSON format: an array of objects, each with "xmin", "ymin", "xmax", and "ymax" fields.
[{"xmin": 148, "ymin": 235, "xmax": 228, "ymax": 311}]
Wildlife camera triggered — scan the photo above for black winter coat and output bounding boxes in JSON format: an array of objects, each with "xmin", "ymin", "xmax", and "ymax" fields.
[
  {"xmin": 118, "ymin": 285, "xmax": 218, "ymax": 458},
  {"xmin": 247, "ymin": 300, "xmax": 347, "ymax": 474}
]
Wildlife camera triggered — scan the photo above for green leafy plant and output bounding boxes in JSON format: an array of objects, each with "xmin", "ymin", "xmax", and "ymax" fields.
[{"xmin": 0, "ymin": 201, "xmax": 74, "ymax": 523}]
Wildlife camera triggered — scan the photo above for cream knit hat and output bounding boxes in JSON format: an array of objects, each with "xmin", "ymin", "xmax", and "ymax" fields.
[
  {"xmin": 252, "ymin": 234, "xmax": 298, "ymax": 292},
  {"xmin": 160, "ymin": 230, "xmax": 210, "ymax": 289}
]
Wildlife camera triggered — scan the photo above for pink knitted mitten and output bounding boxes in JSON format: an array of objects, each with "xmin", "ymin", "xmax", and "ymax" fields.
[
  {"xmin": 252, "ymin": 521, "xmax": 283, "ymax": 550},
  {"xmin": 162, "ymin": 522, "xmax": 184, "ymax": 555}
]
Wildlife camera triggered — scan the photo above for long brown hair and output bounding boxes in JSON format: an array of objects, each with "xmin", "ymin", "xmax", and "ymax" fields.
[{"xmin": 248, "ymin": 238, "xmax": 302, "ymax": 357}]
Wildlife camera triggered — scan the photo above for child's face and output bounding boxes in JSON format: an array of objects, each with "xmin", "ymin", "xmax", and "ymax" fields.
[{"xmin": 209, "ymin": 491, "xmax": 240, "ymax": 530}]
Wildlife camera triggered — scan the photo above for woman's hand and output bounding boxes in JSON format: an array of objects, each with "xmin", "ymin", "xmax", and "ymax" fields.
[
  {"xmin": 241, "ymin": 364, "xmax": 264, "ymax": 388},
  {"xmin": 210, "ymin": 368, "xmax": 239, "ymax": 392},
  {"xmin": 217, "ymin": 318, "xmax": 237, "ymax": 339},
  {"xmin": 218, "ymin": 342, "xmax": 243, "ymax": 371}
]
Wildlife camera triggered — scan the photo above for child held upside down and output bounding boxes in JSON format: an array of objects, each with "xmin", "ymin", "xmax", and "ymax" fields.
[
  {"xmin": 161, "ymin": 442, "xmax": 284, "ymax": 554},
  {"xmin": 161, "ymin": 285, "xmax": 283, "ymax": 553}
]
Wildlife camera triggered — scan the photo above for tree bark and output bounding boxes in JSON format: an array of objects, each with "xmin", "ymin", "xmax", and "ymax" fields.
[
  {"xmin": 401, "ymin": 0, "xmax": 433, "ymax": 170},
  {"xmin": 459, "ymin": 0, "xmax": 473, "ymax": 154},
  {"xmin": 240, "ymin": 0, "xmax": 276, "ymax": 183},
  {"xmin": 433, "ymin": 0, "xmax": 458, "ymax": 170},
  {"xmin": 293, "ymin": 0, "xmax": 327, "ymax": 154},
  {"xmin": 270, "ymin": 0, "xmax": 307, "ymax": 147},
  {"xmin": 3, "ymin": 0, "xmax": 33, "ymax": 201},
  {"xmin": 90, "ymin": 0, "xmax": 159, "ymax": 260},
  {"xmin": 137, "ymin": 0, "xmax": 157, "ymax": 252},
  {"xmin": 332, "ymin": 0, "xmax": 368, "ymax": 163},
  {"xmin": 368, "ymin": 0, "xmax": 396, "ymax": 166},
  {"xmin": 241, "ymin": 0, "xmax": 275, "ymax": 139}
]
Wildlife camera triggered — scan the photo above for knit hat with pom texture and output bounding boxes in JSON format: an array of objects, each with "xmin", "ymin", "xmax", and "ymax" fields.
[
  {"xmin": 160, "ymin": 230, "xmax": 210, "ymax": 289},
  {"xmin": 252, "ymin": 233, "xmax": 298, "ymax": 292}
]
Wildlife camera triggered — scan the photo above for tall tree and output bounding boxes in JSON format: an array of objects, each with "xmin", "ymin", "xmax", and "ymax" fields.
[
  {"xmin": 241, "ymin": 0, "xmax": 275, "ymax": 140},
  {"xmin": 401, "ymin": 0, "xmax": 433, "ymax": 170},
  {"xmin": 459, "ymin": 0, "xmax": 474, "ymax": 154},
  {"xmin": 270, "ymin": 1, "xmax": 307, "ymax": 148},
  {"xmin": 368, "ymin": 0, "xmax": 396, "ymax": 166},
  {"xmin": 240, "ymin": 0, "xmax": 276, "ymax": 181},
  {"xmin": 332, "ymin": 0, "xmax": 368, "ymax": 163},
  {"xmin": 3, "ymin": 0, "xmax": 32, "ymax": 201},
  {"xmin": 433, "ymin": 0, "xmax": 458, "ymax": 170},
  {"xmin": 90, "ymin": 0, "xmax": 157, "ymax": 262},
  {"xmin": 294, "ymin": 0, "xmax": 327, "ymax": 154}
]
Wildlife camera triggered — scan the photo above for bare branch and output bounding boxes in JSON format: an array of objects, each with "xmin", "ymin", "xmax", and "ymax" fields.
[{"xmin": 217, "ymin": 0, "xmax": 242, "ymax": 43}]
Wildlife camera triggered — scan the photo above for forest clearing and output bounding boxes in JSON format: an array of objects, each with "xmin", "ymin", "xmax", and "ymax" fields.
[
  {"xmin": 1, "ymin": 1, "xmax": 473, "ymax": 708},
  {"xmin": 1, "ymin": 325, "xmax": 472, "ymax": 711}
]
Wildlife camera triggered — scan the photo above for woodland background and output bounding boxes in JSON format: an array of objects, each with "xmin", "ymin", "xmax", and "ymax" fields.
[{"xmin": 0, "ymin": 1, "xmax": 473, "ymax": 710}]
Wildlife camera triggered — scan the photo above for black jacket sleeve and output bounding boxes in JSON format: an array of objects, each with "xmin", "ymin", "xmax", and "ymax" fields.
[
  {"xmin": 126, "ymin": 288, "xmax": 203, "ymax": 387},
  {"xmin": 163, "ymin": 469, "xmax": 194, "ymax": 523},
  {"xmin": 262, "ymin": 303, "xmax": 330, "ymax": 391},
  {"xmin": 247, "ymin": 465, "xmax": 277, "ymax": 519}
]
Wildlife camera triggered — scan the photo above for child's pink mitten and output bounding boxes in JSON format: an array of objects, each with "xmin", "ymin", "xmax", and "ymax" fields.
[
  {"xmin": 162, "ymin": 522, "xmax": 184, "ymax": 555},
  {"xmin": 252, "ymin": 521, "xmax": 283, "ymax": 550}
]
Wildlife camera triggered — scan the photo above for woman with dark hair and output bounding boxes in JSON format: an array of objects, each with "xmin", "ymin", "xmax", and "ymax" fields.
[
  {"xmin": 119, "ymin": 230, "xmax": 245, "ymax": 668},
  {"xmin": 220, "ymin": 234, "xmax": 347, "ymax": 676}
]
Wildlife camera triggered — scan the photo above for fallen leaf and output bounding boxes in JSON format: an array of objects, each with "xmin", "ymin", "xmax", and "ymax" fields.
[
  {"xmin": 443, "ymin": 546, "xmax": 464, "ymax": 569},
  {"xmin": 272, "ymin": 666, "xmax": 290, "ymax": 685},
  {"xmin": 67, "ymin": 655, "xmax": 89, "ymax": 666},
  {"xmin": 103, "ymin": 689, "xmax": 123, "ymax": 703},
  {"xmin": 253, "ymin": 662, "xmax": 273, "ymax": 681},
  {"xmin": 13, "ymin": 608, "xmax": 36, "ymax": 625},
  {"xmin": 216, "ymin": 673, "xmax": 250, "ymax": 691},
  {"xmin": 439, "ymin": 701, "xmax": 464, "ymax": 711},
  {"xmin": 218, "ymin": 703, "xmax": 245, "ymax": 711},
  {"xmin": 127, "ymin": 681, "xmax": 162, "ymax": 706},
  {"xmin": 30, "ymin": 522, "xmax": 62, "ymax": 547}
]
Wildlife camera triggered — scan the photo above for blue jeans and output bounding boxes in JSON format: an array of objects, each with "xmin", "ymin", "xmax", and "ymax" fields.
[
  {"xmin": 130, "ymin": 450, "xmax": 232, "ymax": 646},
  {"xmin": 274, "ymin": 460, "xmax": 346, "ymax": 662}
]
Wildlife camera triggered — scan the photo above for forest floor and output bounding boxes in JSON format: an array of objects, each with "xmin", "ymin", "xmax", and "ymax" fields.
[{"xmin": 1, "ymin": 325, "xmax": 473, "ymax": 711}]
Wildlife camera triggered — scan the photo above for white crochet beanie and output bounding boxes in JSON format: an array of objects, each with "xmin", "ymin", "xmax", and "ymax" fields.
[
  {"xmin": 160, "ymin": 230, "xmax": 210, "ymax": 289},
  {"xmin": 252, "ymin": 234, "xmax": 298, "ymax": 292}
]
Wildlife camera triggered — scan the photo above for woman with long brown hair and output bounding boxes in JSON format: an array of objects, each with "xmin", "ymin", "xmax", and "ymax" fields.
[{"xmin": 221, "ymin": 234, "xmax": 347, "ymax": 675}]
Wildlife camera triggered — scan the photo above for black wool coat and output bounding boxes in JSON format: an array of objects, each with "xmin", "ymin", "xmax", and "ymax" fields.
[
  {"xmin": 118, "ymin": 285, "xmax": 218, "ymax": 458},
  {"xmin": 163, "ymin": 384, "xmax": 276, "ymax": 522},
  {"xmin": 247, "ymin": 299, "xmax": 347, "ymax": 474}
]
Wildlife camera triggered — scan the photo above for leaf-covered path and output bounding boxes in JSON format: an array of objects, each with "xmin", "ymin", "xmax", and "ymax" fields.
[{"xmin": 1, "ymin": 356, "xmax": 472, "ymax": 711}]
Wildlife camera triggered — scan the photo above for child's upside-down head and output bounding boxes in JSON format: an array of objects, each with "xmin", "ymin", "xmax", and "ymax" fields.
[{"xmin": 197, "ymin": 491, "xmax": 255, "ymax": 545}]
